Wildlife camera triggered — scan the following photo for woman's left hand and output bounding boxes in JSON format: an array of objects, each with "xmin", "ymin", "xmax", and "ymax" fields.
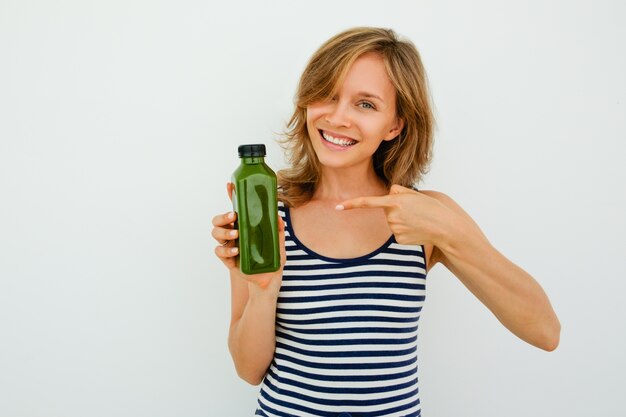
[{"xmin": 336, "ymin": 184, "xmax": 459, "ymax": 247}]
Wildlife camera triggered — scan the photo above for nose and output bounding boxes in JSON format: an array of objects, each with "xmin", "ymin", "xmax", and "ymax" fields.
[{"xmin": 324, "ymin": 101, "xmax": 351, "ymax": 128}]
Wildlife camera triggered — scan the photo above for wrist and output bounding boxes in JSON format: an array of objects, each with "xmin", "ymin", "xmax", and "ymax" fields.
[{"xmin": 248, "ymin": 279, "xmax": 280, "ymax": 300}]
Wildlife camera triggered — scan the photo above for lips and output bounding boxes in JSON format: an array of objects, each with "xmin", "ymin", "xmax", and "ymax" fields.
[{"xmin": 319, "ymin": 130, "xmax": 358, "ymax": 147}]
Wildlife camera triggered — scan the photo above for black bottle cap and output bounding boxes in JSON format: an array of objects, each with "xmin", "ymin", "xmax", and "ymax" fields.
[{"xmin": 238, "ymin": 144, "xmax": 266, "ymax": 157}]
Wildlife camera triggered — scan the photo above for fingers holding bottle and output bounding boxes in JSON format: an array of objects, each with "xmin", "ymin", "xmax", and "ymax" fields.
[
  {"xmin": 213, "ymin": 176, "xmax": 285, "ymax": 292},
  {"xmin": 212, "ymin": 211, "xmax": 239, "ymax": 269}
]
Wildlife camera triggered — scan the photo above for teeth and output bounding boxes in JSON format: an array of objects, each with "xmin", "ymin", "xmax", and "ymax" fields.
[{"xmin": 322, "ymin": 131, "xmax": 357, "ymax": 146}]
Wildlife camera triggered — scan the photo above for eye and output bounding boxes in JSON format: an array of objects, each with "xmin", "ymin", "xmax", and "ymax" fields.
[{"xmin": 358, "ymin": 101, "xmax": 376, "ymax": 110}]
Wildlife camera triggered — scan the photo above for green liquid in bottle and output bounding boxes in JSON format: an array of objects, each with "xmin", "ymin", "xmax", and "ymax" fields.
[{"xmin": 231, "ymin": 144, "xmax": 280, "ymax": 275}]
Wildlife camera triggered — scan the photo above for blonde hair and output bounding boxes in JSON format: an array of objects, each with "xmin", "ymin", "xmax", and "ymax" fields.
[{"xmin": 278, "ymin": 27, "xmax": 435, "ymax": 207}]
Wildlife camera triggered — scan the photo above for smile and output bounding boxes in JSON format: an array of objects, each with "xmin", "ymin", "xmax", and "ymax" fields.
[{"xmin": 320, "ymin": 130, "xmax": 358, "ymax": 147}]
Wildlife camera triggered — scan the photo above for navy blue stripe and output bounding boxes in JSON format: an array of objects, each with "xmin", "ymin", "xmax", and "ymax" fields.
[
  {"xmin": 259, "ymin": 389, "xmax": 420, "ymax": 417},
  {"xmin": 285, "ymin": 254, "xmax": 316, "ymax": 261},
  {"xmin": 282, "ymin": 269, "xmax": 425, "ymax": 280},
  {"xmin": 267, "ymin": 367, "xmax": 419, "ymax": 395},
  {"xmin": 283, "ymin": 246, "xmax": 425, "ymax": 258},
  {"xmin": 362, "ymin": 397, "xmax": 421, "ymax": 417},
  {"xmin": 286, "ymin": 250, "xmax": 424, "ymax": 262},
  {"xmin": 277, "ymin": 325, "xmax": 418, "ymax": 335},
  {"xmin": 275, "ymin": 341, "xmax": 417, "ymax": 358},
  {"xmin": 284, "ymin": 258, "xmax": 422, "ymax": 270},
  {"xmin": 273, "ymin": 362, "xmax": 418, "ymax": 382},
  {"xmin": 275, "ymin": 352, "xmax": 416, "ymax": 370},
  {"xmin": 385, "ymin": 246, "xmax": 423, "ymax": 255},
  {"xmin": 264, "ymin": 377, "xmax": 420, "ymax": 407},
  {"xmin": 277, "ymin": 314, "xmax": 420, "ymax": 326},
  {"xmin": 276, "ymin": 330, "xmax": 417, "ymax": 346},
  {"xmin": 277, "ymin": 304, "xmax": 422, "ymax": 315},
  {"xmin": 259, "ymin": 389, "xmax": 333, "ymax": 417},
  {"xmin": 280, "ymin": 281, "xmax": 425, "ymax": 292},
  {"xmin": 278, "ymin": 292, "xmax": 425, "ymax": 303},
  {"xmin": 254, "ymin": 408, "xmax": 269, "ymax": 417}
]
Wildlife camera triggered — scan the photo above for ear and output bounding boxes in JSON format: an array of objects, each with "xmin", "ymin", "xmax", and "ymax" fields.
[{"xmin": 383, "ymin": 117, "xmax": 405, "ymax": 141}]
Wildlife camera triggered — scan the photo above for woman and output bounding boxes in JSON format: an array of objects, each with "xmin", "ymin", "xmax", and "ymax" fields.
[{"xmin": 212, "ymin": 27, "xmax": 560, "ymax": 417}]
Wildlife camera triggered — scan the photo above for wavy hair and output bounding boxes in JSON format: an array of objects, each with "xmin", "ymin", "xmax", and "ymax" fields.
[{"xmin": 278, "ymin": 27, "xmax": 435, "ymax": 206}]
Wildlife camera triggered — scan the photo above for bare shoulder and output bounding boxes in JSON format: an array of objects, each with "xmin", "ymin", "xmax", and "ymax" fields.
[
  {"xmin": 417, "ymin": 189, "xmax": 486, "ymax": 270},
  {"xmin": 418, "ymin": 189, "xmax": 478, "ymax": 224},
  {"xmin": 419, "ymin": 189, "xmax": 460, "ymax": 209}
]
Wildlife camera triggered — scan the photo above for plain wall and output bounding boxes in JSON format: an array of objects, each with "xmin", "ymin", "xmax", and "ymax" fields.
[{"xmin": 1, "ymin": 0, "xmax": 625, "ymax": 416}]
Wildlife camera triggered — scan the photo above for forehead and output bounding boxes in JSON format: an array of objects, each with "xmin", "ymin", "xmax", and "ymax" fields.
[{"xmin": 338, "ymin": 52, "xmax": 396, "ymax": 99}]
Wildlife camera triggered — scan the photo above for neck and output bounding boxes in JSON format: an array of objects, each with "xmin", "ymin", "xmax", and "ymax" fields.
[{"xmin": 312, "ymin": 161, "xmax": 388, "ymax": 202}]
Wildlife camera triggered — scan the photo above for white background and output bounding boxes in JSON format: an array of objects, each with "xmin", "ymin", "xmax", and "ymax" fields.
[{"xmin": 1, "ymin": 0, "xmax": 625, "ymax": 416}]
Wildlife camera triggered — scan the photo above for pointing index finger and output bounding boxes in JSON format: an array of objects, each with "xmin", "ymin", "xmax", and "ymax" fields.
[{"xmin": 336, "ymin": 195, "xmax": 394, "ymax": 211}]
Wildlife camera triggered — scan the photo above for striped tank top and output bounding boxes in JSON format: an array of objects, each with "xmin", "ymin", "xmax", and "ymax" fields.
[{"xmin": 255, "ymin": 201, "xmax": 428, "ymax": 417}]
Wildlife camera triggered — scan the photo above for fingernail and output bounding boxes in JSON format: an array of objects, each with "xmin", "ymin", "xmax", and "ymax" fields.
[
  {"xmin": 228, "ymin": 212, "xmax": 235, "ymax": 220},
  {"xmin": 229, "ymin": 230, "xmax": 237, "ymax": 237},
  {"xmin": 230, "ymin": 247, "xmax": 238, "ymax": 254},
  {"xmin": 335, "ymin": 204, "xmax": 344, "ymax": 211}
]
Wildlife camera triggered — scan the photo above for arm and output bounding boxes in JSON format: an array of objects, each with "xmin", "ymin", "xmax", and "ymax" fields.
[
  {"xmin": 423, "ymin": 190, "xmax": 561, "ymax": 351},
  {"xmin": 227, "ymin": 272, "xmax": 280, "ymax": 385},
  {"xmin": 212, "ymin": 195, "xmax": 286, "ymax": 385},
  {"xmin": 338, "ymin": 185, "xmax": 561, "ymax": 351}
]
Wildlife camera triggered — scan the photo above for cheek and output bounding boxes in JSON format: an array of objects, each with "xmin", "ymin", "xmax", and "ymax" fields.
[
  {"xmin": 370, "ymin": 114, "xmax": 400, "ymax": 138},
  {"xmin": 306, "ymin": 105, "xmax": 324, "ymax": 124},
  {"xmin": 359, "ymin": 117, "xmax": 389, "ymax": 138}
]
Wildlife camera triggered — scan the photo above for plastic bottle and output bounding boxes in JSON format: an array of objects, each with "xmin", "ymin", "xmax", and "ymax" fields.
[{"xmin": 231, "ymin": 144, "xmax": 280, "ymax": 274}]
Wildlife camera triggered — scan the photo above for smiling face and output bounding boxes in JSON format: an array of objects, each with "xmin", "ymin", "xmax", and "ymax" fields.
[{"xmin": 306, "ymin": 52, "xmax": 405, "ymax": 172}]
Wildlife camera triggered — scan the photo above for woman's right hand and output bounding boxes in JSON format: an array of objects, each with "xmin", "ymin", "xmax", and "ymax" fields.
[{"xmin": 211, "ymin": 182, "xmax": 286, "ymax": 293}]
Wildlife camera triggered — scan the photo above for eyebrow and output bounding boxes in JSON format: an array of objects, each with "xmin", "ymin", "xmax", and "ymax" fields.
[{"xmin": 357, "ymin": 92, "xmax": 384, "ymax": 103}]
